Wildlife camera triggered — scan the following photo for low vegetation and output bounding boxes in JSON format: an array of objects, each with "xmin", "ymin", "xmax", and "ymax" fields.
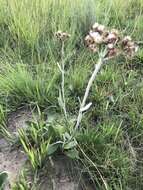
[{"xmin": 0, "ymin": 0, "xmax": 143, "ymax": 189}]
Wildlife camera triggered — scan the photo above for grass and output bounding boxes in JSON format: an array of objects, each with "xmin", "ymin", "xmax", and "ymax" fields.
[{"xmin": 0, "ymin": 0, "xmax": 142, "ymax": 189}]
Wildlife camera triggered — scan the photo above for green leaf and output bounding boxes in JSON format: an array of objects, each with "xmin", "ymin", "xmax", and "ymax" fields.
[
  {"xmin": 48, "ymin": 143, "xmax": 60, "ymax": 155},
  {"xmin": 0, "ymin": 171, "xmax": 8, "ymax": 189},
  {"xmin": 64, "ymin": 140, "xmax": 77, "ymax": 150},
  {"xmin": 58, "ymin": 89, "xmax": 64, "ymax": 108},
  {"xmin": 65, "ymin": 149, "xmax": 79, "ymax": 159},
  {"xmin": 63, "ymin": 132, "xmax": 71, "ymax": 140},
  {"xmin": 54, "ymin": 124, "xmax": 66, "ymax": 136}
]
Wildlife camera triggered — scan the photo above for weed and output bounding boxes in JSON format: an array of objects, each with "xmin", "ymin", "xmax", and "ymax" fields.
[{"xmin": 0, "ymin": 0, "xmax": 142, "ymax": 189}]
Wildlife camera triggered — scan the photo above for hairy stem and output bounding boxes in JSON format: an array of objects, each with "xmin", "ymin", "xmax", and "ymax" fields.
[
  {"xmin": 75, "ymin": 57, "xmax": 104, "ymax": 130},
  {"xmin": 61, "ymin": 41, "xmax": 67, "ymax": 120}
]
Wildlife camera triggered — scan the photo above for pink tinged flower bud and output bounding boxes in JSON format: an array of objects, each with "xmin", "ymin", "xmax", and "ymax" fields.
[
  {"xmin": 55, "ymin": 31, "xmax": 62, "ymax": 38},
  {"xmin": 94, "ymin": 25, "xmax": 105, "ymax": 34},
  {"xmin": 89, "ymin": 31, "xmax": 103, "ymax": 44},
  {"xmin": 98, "ymin": 25, "xmax": 105, "ymax": 32},
  {"xmin": 111, "ymin": 29, "xmax": 119, "ymax": 36},
  {"xmin": 103, "ymin": 30, "xmax": 109, "ymax": 37},
  {"xmin": 107, "ymin": 43, "xmax": 114, "ymax": 49},
  {"xmin": 62, "ymin": 32, "xmax": 71, "ymax": 38},
  {"xmin": 92, "ymin": 22, "xmax": 99, "ymax": 30},
  {"xmin": 105, "ymin": 33, "xmax": 118, "ymax": 44},
  {"xmin": 126, "ymin": 41, "xmax": 135, "ymax": 47},
  {"xmin": 122, "ymin": 36, "xmax": 132, "ymax": 46},
  {"xmin": 85, "ymin": 35, "xmax": 94, "ymax": 46},
  {"xmin": 125, "ymin": 44, "xmax": 139, "ymax": 57},
  {"xmin": 106, "ymin": 48, "xmax": 119, "ymax": 58},
  {"xmin": 123, "ymin": 36, "xmax": 132, "ymax": 41},
  {"xmin": 88, "ymin": 44, "xmax": 98, "ymax": 53},
  {"xmin": 92, "ymin": 23, "xmax": 105, "ymax": 34},
  {"xmin": 55, "ymin": 31, "xmax": 70, "ymax": 41}
]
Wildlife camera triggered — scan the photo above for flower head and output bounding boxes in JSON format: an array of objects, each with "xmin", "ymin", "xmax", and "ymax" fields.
[
  {"xmin": 55, "ymin": 31, "xmax": 70, "ymax": 41},
  {"xmin": 88, "ymin": 44, "xmax": 98, "ymax": 53},
  {"xmin": 106, "ymin": 48, "xmax": 119, "ymax": 59},
  {"xmin": 92, "ymin": 22, "xmax": 105, "ymax": 34},
  {"xmin": 122, "ymin": 36, "xmax": 138, "ymax": 57},
  {"xmin": 92, "ymin": 22, "xmax": 99, "ymax": 31},
  {"xmin": 85, "ymin": 23, "xmax": 139, "ymax": 58},
  {"xmin": 89, "ymin": 31, "xmax": 103, "ymax": 44},
  {"xmin": 122, "ymin": 36, "xmax": 132, "ymax": 46},
  {"xmin": 85, "ymin": 35, "xmax": 94, "ymax": 46},
  {"xmin": 104, "ymin": 31, "xmax": 119, "ymax": 44}
]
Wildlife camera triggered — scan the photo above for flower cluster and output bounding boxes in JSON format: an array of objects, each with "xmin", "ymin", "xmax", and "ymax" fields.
[
  {"xmin": 122, "ymin": 36, "xmax": 138, "ymax": 57},
  {"xmin": 85, "ymin": 23, "xmax": 138, "ymax": 58},
  {"xmin": 55, "ymin": 31, "xmax": 71, "ymax": 41}
]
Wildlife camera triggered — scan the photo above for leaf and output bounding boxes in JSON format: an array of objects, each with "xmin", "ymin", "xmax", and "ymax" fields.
[
  {"xmin": 54, "ymin": 124, "xmax": 66, "ymax": 136},
  {"xmin": 64, "ymin": 140, "xmax": 77, "ymax": 150},
  {"xmin": 0, "ymin": 171, "xmax": 8, "ymax": 189},
  {"xmin": 47, "ymin": 114, "xmax": 56, "ymax": 124},
  {"xmin": 48, "ymin": 143, "xmax": 60, "ymax": 155},
  {"xmin": 80, "ymin": 102, "xmax": 92, "ymax": 112},
  {"xmin": 65, "ymin": 149, "xmax": 79, "ymax": 159},
  {"xmin": 58, "ymin": 89, "xmax": 64, "ymax": 108},
  {"xmin": 63, "ymin": 132, "xmax": 71, "ymax": 140}
]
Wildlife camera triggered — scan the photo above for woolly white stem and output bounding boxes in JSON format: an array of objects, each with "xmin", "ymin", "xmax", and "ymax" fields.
[
  {"xmin": 61, "ymin": 42, "xmax": 67, "ymax": 120},
  {"xmin": 75, "ymin": 57, "xmax": 104, "ymax": 130}
]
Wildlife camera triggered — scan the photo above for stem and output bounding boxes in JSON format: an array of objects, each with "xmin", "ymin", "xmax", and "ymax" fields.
[
  {"xmin": 61, "ymin": 41, "xmax": 67, "ymax": 120},
  {"xmin": 78, "ymin": 145, "xmax": 108, "ymax": 190},
  {"xmin": 75, "ymin": 57, "xmax": 104, "ymax": 130}
]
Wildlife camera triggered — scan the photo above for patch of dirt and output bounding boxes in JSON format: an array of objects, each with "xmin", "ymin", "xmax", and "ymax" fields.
[
  {"xmin": 39, "ymin": 156, "xmax": 94, "ymax": 190},
  {"xmin": 7, "ymin": 108, "xmax": 33, "ymax": 133},
  {"xmin": 0, "ymin": 108, "xmax": 33, "ymax": 189},
  {"xmin": 0, "ymin": 145, "xmax": 27, "ymax": 189},
  {"xmin": 0, "ymin": 108, "xmax": 94, "ymax": 190}
]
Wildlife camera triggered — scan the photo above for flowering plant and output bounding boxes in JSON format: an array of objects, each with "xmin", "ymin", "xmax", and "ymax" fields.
[
  {"xmin": 85, "ymin": 22, "xmax": 138, "ymax": 58},
  {"xmin": 55, "ymin": 23, "xmax": 139, "ymax": 130}
]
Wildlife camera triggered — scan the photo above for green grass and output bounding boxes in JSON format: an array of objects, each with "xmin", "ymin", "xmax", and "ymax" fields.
[{"xmin": 0, "ymin": 0, "xmax": 142, "ymax": 189}]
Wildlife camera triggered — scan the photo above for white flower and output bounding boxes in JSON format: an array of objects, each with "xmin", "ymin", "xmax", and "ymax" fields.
[
  {"xmin": 106, "ymin": 33, "xmax": 117, "ymax": 43},
  {"xmin": 92, "ymin": 23, "xmax": 105, "ymax": 34},
  {"xmin": 89, "ymin": 31, "xmax": 103, "ymax": 44},
  {"xmin": 85, "ymin": 35, "xmax": 94, "ymax": 45},
  {"xmin": 123, "ymin": 36, "xmax": 132, "ymax": 42},
  {"xmin": 107, "ymin": 43, "xmax": 114, "ymax": 49},
  {"xmin": 88, "ymin": 44, "xmax": 98, "ymax": 53},
  {"xmin": 92, "ymin": 22, "xmax": 99, "ymax": 30},
  {"xmin": 97, "ymin": 25, "xmax": 105, "ymax": 33},
  {"xmin": 111, "ymin": 29, "xmax": 119, "ymax": 36},
  {"xmin": 55, "ymin": 31, "xmax": 70, "ymax": 41}
]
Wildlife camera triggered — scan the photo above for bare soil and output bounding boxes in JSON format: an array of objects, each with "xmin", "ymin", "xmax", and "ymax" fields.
[
  {"xmin": 0, "ymin": 108, "xmax": 94, "ymax": 190},
  {"xmin": 0, "ymin": 108, "xmax": 32, "ymax": 189}
]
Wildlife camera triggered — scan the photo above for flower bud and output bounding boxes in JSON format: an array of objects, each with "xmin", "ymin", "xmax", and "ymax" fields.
[
  {"xmin": 92, "ymin": 23, "xmax": 105, "ymax": 34},
  {"xmin": 122, "ymin": 36, "xmax": 132, "ymax": 46},
  {"xmin": 107, "ymin": 43, "xmax": 114, "ymax": 49},
  {"xmin": 106, "ymin": 48, "xmax": 119, "ymax": 58},
  {"xmin": 85, "ymin": 35, "xmax": 94, "ymax": 46},
  {"xmin": 111, "ymin": 29, "xmax": 119, "ymax": 36},
  {"xmin": 105, "ymin": 33, "xmax": 118, "ymax": 44},
  {"xmin": 89, "ymin": 31, "xmax": 103, "ymax": 44},
  {"xmin": 92, "ymin": 22, "xmax": 99, "ymax": 31},
  {"xmin": 88, "ymin": 44, "xmax": 98, "ymax": 53},
  {"xmin": 55, "ymin": 31, "xmax": 70, "ymax": 41}
]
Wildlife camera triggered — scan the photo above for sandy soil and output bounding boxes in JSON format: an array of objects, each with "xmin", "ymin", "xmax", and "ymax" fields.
[
  {"xmin": 0, "ymin": 108, "xmax": 32, "ymax": 189},
  {"xmin": 0, "ymin": 108, "xmax": 94, "ymax": 190}
]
